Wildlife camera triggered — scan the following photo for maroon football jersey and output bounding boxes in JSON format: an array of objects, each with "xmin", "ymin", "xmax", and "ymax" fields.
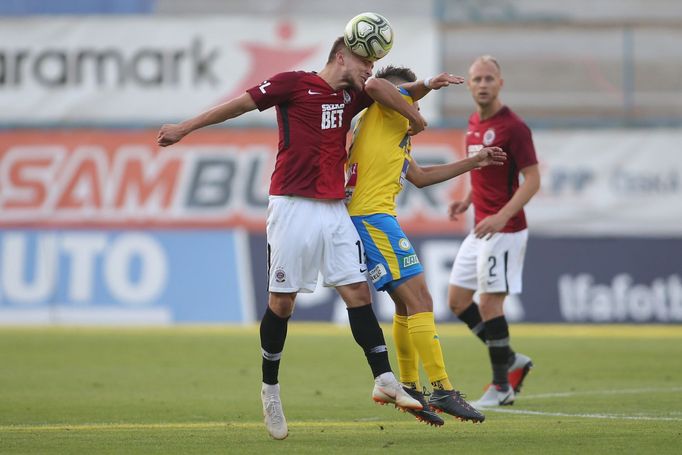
[
  {"xmin": 466, "ymin": 106, "xmax": 537, "ymax": 232},
  {"xmin": 247, "ymin": 71, "xmax": 373, "ymax": 199}
]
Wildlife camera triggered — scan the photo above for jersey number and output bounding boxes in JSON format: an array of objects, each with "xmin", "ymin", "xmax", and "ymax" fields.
[
  {"xmin": 356, "ymin": 240, "xmax": 367, "ymax": 273},
  {"xmin": 258, "ymin": 81, "xmax": 271, "ymax": 94},
  {"xmin": 488, "ymin": 256, "xmax": 497, "ymax": 277}
]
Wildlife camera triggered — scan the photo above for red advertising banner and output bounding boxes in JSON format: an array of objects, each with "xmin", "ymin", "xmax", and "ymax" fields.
[{"xmin": 0, "ymin": 129, "xmax": 469, "ymax": 234}]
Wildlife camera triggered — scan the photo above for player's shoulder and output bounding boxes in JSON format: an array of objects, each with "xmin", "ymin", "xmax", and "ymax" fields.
[
  {"xmin": 271, "ymin": 70, "xmax": 317, "ymax": 84},
  {"xmin": 467, "ymin": 111, "xmax": 482, "ymax": 129},
  {"xmin": 501, "ymin": 106, "xmax": 530, "ymax": 130}
]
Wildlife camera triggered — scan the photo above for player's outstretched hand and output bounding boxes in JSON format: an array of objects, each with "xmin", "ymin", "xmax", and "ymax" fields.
[
  {"xmin": 407, "ymin": 113, "xmax": 428, "ymax": 136},
  {"xmin": 426, "ymin": 73, "xmax": 465, "ymax": 90},
  {"xmin": 475, "ymin": 146, "xmax": 506, "ymax": 167},
  {"xmin": 448, "ymin": 200, "xmax": 470, "ymax": 221},
  {"xmin": 474, "ymin": 213, "xmax": 509, "ymax": 239},
  {"xmin": 157, "ymin": 124, "xmax": 187, "ymax": 147}
]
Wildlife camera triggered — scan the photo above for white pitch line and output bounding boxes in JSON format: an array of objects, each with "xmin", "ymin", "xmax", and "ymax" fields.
[
  {"xmin": 478, "ymin": 386, "xmax": 682, "ymax": 422},
  {"xmin": 521, "ymin": 386, "xmax": 682, "ymax": 400},
  {"xmin": 482, "ymin": 407, "xmax": 682, "ymax": 422}
]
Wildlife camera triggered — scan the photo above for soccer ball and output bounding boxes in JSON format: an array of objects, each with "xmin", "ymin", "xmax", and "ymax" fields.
[{"xmin": 343, "ymin": 12, "xmax": 394, "ymax": 61}]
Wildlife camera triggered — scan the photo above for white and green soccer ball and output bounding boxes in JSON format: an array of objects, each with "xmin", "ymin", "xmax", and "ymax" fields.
[{"xmin": 343, "ymin": 12, "xmax": 394, "ymax": 61}]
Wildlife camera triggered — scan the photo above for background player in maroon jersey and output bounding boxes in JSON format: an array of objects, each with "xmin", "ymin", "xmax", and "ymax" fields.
[
  {"xmin": 446, "ymin": 55, "xmax": 541, "ymax": 407},
  {"xmin": 158, "ymin": 37, "xmax": 427, "ymax": 440}
]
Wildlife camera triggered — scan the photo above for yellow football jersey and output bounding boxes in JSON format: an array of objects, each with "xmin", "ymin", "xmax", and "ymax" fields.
[{"xmin": 345, "ymin": 88, "xmax": 413, "ymax": 216}]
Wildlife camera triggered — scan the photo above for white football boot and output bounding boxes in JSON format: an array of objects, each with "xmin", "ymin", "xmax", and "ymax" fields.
[
  {"xmin": 261, "ymin": 383, "xmax": 288, "ymax": 440},
  {"xmin": 372, "ymin": 372, "xmax": 423, "ymax": 411},
  {"xmin": 473, "ymin": 384, "xmax": 515, "ymax": 408}
]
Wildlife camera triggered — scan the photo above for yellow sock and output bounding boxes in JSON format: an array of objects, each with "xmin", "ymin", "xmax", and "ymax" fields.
[
  {"xmin": 392, "ymin": 314, "xmax": 420, "ymax": 387},
  {"xmin": 407, "ymin": 312, "xmax": 452, "ymax": 390}
]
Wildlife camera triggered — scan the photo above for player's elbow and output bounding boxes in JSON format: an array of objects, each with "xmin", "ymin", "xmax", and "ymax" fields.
[
  {"xmin": 364, "ymin": 77, "xmax": 382, "ymax": 98},
  {"xmin": 529, "ymin": 172, "xmax": 541, "ymax": 194},
  {"xmin": 407, "ymin": 174, "xmax": 427, "ymax": 188},
  {"xmin": 522, "ymin": 165, "xmax": 541, "ymax": 195}
]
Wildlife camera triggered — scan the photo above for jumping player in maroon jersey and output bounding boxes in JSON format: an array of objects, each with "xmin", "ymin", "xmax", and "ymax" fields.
[
  {"xmin": 158, "ymin": 37, "xmax": 427, "ymax": 440},
  {"xmin": 446, "ymin": 55, "xmax": 541, "ymax": 408}
]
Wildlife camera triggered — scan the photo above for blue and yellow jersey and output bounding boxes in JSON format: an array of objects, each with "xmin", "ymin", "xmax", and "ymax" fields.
[{"xmin": 345, "ymin": 87, "xmax": 413, "ymax": 217}]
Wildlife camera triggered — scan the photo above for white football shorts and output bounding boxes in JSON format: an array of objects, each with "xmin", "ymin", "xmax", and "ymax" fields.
[
  {"xmin": 448, "ymin": 229, "xmax": 528, "ymax": 295},
  {"xmin": 266, "ymin": 195, "xmax": 367, "ymax": 293}
]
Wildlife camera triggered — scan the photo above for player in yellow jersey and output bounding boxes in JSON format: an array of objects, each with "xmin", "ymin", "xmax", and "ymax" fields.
[{"xmin": 346, "ymin": 66, "xmax": 506, "ymax": 426}]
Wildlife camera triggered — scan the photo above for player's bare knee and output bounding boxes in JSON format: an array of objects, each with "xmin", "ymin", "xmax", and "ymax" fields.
[
  {"xmin": 447, "ymin": 294, "xmax": 467, "ymax": 315},
  {"xmin": 393, "ymin": 302, "xmax": 408, "ymax": 316},
  {"xmin": 268, "ymin": 292, "xmax": 296, "ymax": 318},
  {"xmin": 447, "ymin": 285, "xmax": 471, "ymax": 315},
  {"xmin": 344, "ymin": 295, "xmax": 372, "ymax": 308},
  {"xmin": 411, "ymin": 291, "xmax": 433, "ymax": 314},
  {"xmin": 478, "ymin": 293, "xmax": 506, "ymax": 319},
  {"xmin": 337, "ymin": 281, "xmax": 372, "ymax": 308}
]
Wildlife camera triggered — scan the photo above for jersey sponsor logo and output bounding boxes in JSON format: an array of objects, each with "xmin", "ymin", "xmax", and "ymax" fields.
[
  {"xmin": 398, "ymin": 238, "xmax": 411, "ymax": 250},
  {"xmin": 403, "ymin": 254, "xmax": 420, "ymax": 267},
  {"xmin": 308, "ymin": 89, "xmax": 322, "ymax": 95},
  {"xmin": 369, "ymin": 263, "xmax": 387, "ymax": 283},
  {"xmin": 321, "ymin": 103, "xmax": 344, "ymax": 130},
  {"xmin": 344, "ymin": 163, "xmax": 358, "ymax": 204},
  {"xmin": 344, "ymin": 187, "xmax": 355, "ymax": 204},
  {"xmin": 399, "ymin": 158, "xmax": 409, "ymax": 188},
  {"xmin": 483, "ymin": 128, "xmax": 496, "ymax": 146}
]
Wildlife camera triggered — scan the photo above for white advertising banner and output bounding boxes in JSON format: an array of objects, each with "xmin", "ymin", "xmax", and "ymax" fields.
[
  {"xmin": 529, "ymin": 129, "xmax": 682, "ymax": 236},
  {"xmin": 0, "ymin": 16, "xmax": 438, "ymax": 126}
]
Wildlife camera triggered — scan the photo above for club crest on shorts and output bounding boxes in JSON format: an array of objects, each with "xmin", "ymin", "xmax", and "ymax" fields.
[
  {"xmin": 398, "ymin": 238, "xmax": 411, "ymax": 250},
  {"xmin": 483, "ymin": 128, "xmax": 496, "ymax": 146},
  {"xmin": 274, "ymin": 267, "xmax": 286, "ymax": 283}
]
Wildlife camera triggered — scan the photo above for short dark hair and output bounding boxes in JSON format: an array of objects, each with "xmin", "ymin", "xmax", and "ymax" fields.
[
  {"xmin": 327, "ymin": 36, "xmax": 347, "ymax": 63},
  {"xmin": 375, "ymin": 65, "xmax": 417, "ymax": 84}
]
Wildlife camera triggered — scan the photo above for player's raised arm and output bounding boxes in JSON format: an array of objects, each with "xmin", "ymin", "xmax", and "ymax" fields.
[
  {"xmin": 157, "ymin": 92, "xmax": 258, "ymax": 147},
  {"xmin": 364, "ymin": 77, "xmax": 427, "ymax": 135},
  {"xmin": 400, "ymin": 72, "xmax": 465, "ymax": 102},
  {"xmin": 406, "ymin": 146, "xmax": 505, "ymax": 188}
]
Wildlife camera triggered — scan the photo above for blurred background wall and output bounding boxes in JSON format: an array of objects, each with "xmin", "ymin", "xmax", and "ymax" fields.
[{"xmin": 1, "ymin": 0, "xmax": 681, "ymax": 324}]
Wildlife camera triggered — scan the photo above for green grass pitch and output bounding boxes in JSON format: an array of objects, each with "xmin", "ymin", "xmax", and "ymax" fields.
[{"xmin": 1, "ymin": 324, "xmax": 681, "ymax": 454}]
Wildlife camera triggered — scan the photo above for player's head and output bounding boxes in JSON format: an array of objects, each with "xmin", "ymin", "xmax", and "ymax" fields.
[
  {"xmin": 376, "ymin": 65, "xmax": 416, "ymax": 85},
  {"xmin": 467, "ymin": 55, "xmax": 504, "ymax": 109},
  {"xmin": 376, "ymin": 65, "xmax": 419, "ymax": 110},
  {"xmin": 327, "ymin": 36, "xmax": 374, "ymax": 91}
]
